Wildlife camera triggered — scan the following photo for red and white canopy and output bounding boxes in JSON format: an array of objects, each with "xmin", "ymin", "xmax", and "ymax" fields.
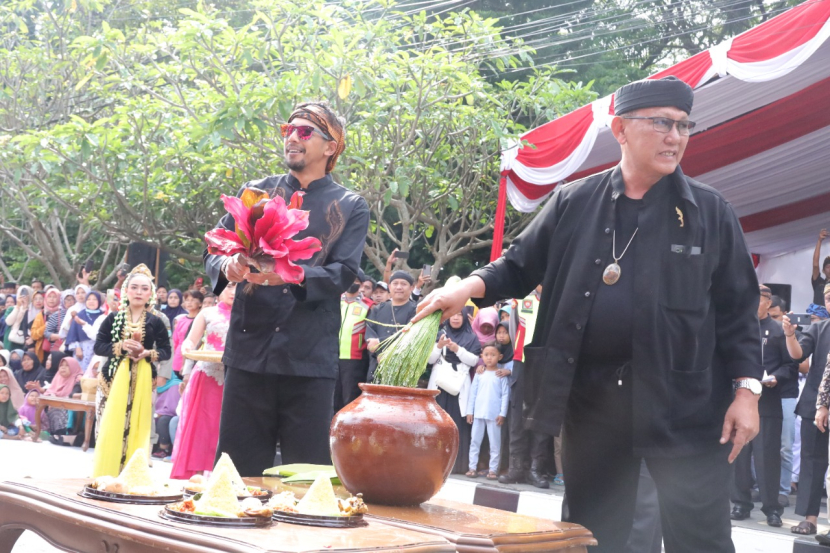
[{"xmin": 501, "ymin": 0, "xmax": 830, "ymax": 257}]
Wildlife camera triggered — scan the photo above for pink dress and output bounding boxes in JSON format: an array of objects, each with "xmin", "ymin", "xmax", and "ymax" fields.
[
  {"xmin": 170, "ymin": 302, "xmax": 230, "ymax": 479},
  {"xmin": 171, "ymin": 315, "xmax": 195, "ymax": 374}
]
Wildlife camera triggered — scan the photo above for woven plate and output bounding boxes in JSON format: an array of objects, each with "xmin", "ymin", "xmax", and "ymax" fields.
[
  {"xmin": 271, "ymin": 510, "xmax": 366, "ymax": 528},
  {"xmin": 183, "ymin": 487, "xmax": 273, "ymax": 503},
  {"xmin": 183, "ymin": 350, "xmax": 224, "ymax": 363},
  {"xmin": 79, "ymin": 486, "xmax": 183, "ymax": 505},
  {"xmin": 160, "ymin": 506, "xmax": 272, "ymax": 528}
]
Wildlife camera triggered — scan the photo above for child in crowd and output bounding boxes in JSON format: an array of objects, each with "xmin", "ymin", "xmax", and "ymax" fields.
[
  {"xmin": 170, "ymin": 291, "xmax": 204, "ymax": 377},
  {"xmin": 17, "ymin": 390, "xmax": 43, "ymax": 439},
  {"xmin": 0, "ymin": 384, "xmax": 20, "ymax": 438},
  {"xmin": 466, "ymin": 341, "xmax": 509, "ymax": 480}
]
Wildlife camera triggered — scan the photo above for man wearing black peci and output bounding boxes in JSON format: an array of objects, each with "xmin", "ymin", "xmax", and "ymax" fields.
[
  {"xmin": 205, "ymin": 101, "xmax": 370, "ymax": 476},
  {"xmin": 730, "ymin": 285, "xmax": 796, "ymax": 527},
  {"xmin": 414, "ymin": 76, "xmax": 762, "ymax": 552}
]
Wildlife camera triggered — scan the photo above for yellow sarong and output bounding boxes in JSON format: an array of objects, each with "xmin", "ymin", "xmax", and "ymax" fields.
[{"xmin": 92, "ymin": 357, "xmax": 153, "ymax": 478}]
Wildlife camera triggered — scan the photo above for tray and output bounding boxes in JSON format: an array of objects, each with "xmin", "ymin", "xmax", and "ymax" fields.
[
  {"xmin": 183, "ymin": 487, "xmax": 273, "ymax": 502},
  {"xmin": 271, "ymin": 510, "xmax": 366, "ymax": 528},
  {"xmin": 160, "ymin": 506, "xmax": 272, "ymax": 528},
  {"xmin": 79, "ymin": 486, "xmax": 183, "ymax": 505},
  {"xmin": 183, "ymin": 350, "xmax": 224, "ymax": 363}
]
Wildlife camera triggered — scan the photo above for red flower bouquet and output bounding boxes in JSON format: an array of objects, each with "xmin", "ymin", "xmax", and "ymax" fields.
[{"xmin": 205, "ymin": 188, "xmax": 321, "ymax": 284}]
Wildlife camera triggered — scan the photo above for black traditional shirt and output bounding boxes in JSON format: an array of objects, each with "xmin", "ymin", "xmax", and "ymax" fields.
[
  {"xmin": 472, "ymin": 165, "xmax": 762, "ymax": 458},
  {"xmin": 758, "ymin": 315, "xmax": 797, "ymax": 418},
  {"xmin": 94, "ymin": 312, "xmax": 172, "ymax": 381},
  {"xmin": 364, "ymin": 300, "xmax": 417, "ymax": 380},
  {"xmin": 205, "ymin": 173, "xmax": 370, "ymax": 379}
]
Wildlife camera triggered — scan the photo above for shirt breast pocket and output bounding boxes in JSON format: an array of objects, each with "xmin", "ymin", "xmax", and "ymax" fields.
[{"xmin": 659, "ymin": 250, "xmax": 709, "ymax": 312}]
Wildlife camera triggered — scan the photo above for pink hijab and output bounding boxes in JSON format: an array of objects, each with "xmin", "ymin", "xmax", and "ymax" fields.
[
  {"xmin": 44, "ymin": 357, "xmax": 82, "ymax": 398},
  {"xmin": 0, "ymin": 367, "xmax": 24, "ymax": 410},
  {"xmin": 472, "ymin": 307, "xmax": 499, "ymax": 345}
]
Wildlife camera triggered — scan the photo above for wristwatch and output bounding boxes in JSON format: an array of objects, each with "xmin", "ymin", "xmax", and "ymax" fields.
[{"xmin": 734, "ymin": 378, "xmax": 762, "ymax": 395}]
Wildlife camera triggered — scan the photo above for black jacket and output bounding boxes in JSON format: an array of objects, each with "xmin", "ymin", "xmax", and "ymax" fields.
[
  {"xmin": 205, "ymin": 173, "xmax": 370, "ymax": 378},
  {"xmin": 794, "ymin": 319, "xmax": 830, "ymax": 420},
  {"xmin": 758, "ymin": 315, "xmax": 797, "ymax": 418},
  {"xmin": 472, "ymin": 165, "xmax": 762, "ymax": 457},
  {"xmin": 94, "ymin": 311, "xmax": 172, "ymax": 381}
]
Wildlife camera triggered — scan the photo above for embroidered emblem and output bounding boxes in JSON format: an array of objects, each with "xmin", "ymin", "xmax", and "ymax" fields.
[{"xmin": 675, "ymin": 207, "xmax": 684, "ymax": 228}]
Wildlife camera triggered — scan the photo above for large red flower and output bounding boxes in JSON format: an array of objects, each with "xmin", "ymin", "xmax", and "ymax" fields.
[{"xmin": 205, "ymin": 189, "xmax": 321, "ymax": 284}]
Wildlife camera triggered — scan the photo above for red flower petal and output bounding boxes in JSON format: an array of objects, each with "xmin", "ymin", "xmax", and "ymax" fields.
[
  {"xmin": 273, "ymin": 256, "xmax": 305, "ymax": 284},
  {"xmin": 259, "ymin": 237, "xmax": 289, "ymax": 259},
  {"xmin": 205, "ymin": 227, "xmax": 248, "ymax": 257},
  {"xmin": 285, "ymin": 236, "xmax": 322, "ymax": 261},
  {"xmin": 221, "ymin": 195, "xmax": 254, "ymax": 248}
]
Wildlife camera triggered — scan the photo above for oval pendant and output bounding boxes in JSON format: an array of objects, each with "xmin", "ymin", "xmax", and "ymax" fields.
[{"xmin": 603, "ymin": 262, "xmax": 621, "ymax": 285}]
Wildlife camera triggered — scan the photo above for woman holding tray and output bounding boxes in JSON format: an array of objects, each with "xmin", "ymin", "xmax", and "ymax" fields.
[
  {"xmin": 92, "ymin": 264, "xmax": 171, "ymax": 477},
  {"xmin": 170, "ymin": 281, "xmax": 235, "ymax": 480}
]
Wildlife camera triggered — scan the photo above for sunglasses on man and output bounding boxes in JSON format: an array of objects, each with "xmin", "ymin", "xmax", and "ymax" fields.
[
  {"xmin": 621, "ymin": 116, "xmax": 697, "ymax": 136},
  {"xmin": 280, "ymin": 123, "xmax": 332, "ymax": 141}
]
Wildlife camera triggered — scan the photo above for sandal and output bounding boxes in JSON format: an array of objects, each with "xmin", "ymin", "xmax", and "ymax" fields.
[
  {"xmin": 791, "ymin": 521, "xmax": 817, "ymax": 535},
  {"xmin": 465, "ymin": 470, "xmax": 478, "ymax": 478},
  {"xmin": 486, "ymin": 472, "xmax": 498, "ymax": 480}
]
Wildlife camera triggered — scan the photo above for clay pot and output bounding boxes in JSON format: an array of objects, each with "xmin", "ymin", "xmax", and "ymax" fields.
[{"xmin": 330, "ymin": 383, "xmax": 458, "ymax": 506}]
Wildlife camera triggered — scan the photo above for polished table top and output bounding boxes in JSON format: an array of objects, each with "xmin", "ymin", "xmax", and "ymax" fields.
[{"xmin": 0, "ymin": 477, "xmax": 595, "ymax": 552}]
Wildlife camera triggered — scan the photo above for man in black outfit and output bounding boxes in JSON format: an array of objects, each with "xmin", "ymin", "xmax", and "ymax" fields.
[
  {"xmin": 415, "ymin": 76, "xmax": 762, "ymax": 552},
  {"xmin": 730, "ymin": 285, "xmax": 796, "ymax": 527},
  {"xmin": 365, "ymin": 271, "xmax": 416, "ymax": 381},
  {"xmin": 205, "ymin": 101, "xmax": 370, "ymax": 476}
]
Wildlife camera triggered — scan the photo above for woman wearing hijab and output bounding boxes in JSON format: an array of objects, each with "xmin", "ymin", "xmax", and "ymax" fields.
[
  {"xmin": 8, "ymin": 349, "xmax": 23, "ymax": 373},
  {"xmin": 0, "ymin": 365, "xmax": 24, "ymax": 410},
  {"xmin": 0, "ymin": 384, "xmax": 20, "ymax": 439},
  {"xmin": 472, "ymin": 307, "xmax": 499, "ymax": 346},
  {"xmin": 66, "ymin": 291, "xmax": 106, "ymax": 372},
  {"xmin": 43, "ymin": 357, "xmax": 83, "ymax": 445},
  {"xmin": 162, "ymin": 289, "xmax": 187, "ymax": 322},
  {"xmin": 0, "ymin": 295, "xmax": 16, "ymax": 344},
  {"xmin": 59, "ymin": 285, "xmax": 89, "ymax": 340},
  {"xmin": 4, "ymin": 286, "xmax": 32, "ymax": 351},
  {"xmin": 30, "ymin": 288, "xmax": 61, "ymax": 363},
  {"xmin": 15, "ymin": 352, "xmax": 47, "ymax": 392},
  {"xmin": 45, "ymin": 291, "xmax": 74, "ymax": 355},
  {"xmin": 427, "ymin": 309, "xmax": 483, "ymax": 474},
  {"xmin": 17, "ymin": 389, "xmax": 43, "ymax": 439},
  {"xmin": 43, "ymin": 350, "xmax": 68, "ymax": 382}
]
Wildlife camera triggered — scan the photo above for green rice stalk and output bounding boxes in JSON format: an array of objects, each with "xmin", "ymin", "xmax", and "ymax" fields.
[{"xmin": 373, "ymin": 312, "xmax": 442, "ymax": 388}]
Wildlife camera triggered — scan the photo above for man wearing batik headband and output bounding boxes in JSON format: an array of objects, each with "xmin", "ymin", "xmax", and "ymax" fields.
[
  {"xmin": 205, "ymin": 100, "xmax": 370, "ymax": 476},
  {"xmin": 415, "ymin": 76, "xmax": 762, "ymax": 551}
]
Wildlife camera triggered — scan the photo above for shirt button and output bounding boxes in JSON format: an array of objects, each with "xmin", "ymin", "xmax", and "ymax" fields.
[
  {"xmin": 575, "ymin": 323, "xmax": 582, "ymax": 330},
  {"xmin": 595, "ymin": 259, "xmax": 602, "ymax": 265},
  {"xmin": 584, "ymin": 291, "xmax": 591, "ymax": 298},
  {"xmin": 283, "ymin": 289, "xmax": 288, "ymax": 294},
  {"xmin": 605, "ymin": 228, "xmax": 611, "ymax": 234},
  {"xmin": 568, "ymin": 358, "xmax": 575, "ymax": 364},
  {"xmin": 275, "ymin": 327, "xmax": 280, "ymax": 333}
]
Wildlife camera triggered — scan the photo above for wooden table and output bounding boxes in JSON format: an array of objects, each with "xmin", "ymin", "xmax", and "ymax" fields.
[
  {"xmin": 34, "ymin": 396, "xmax": 95, "ymax": 451},
  {"xmin": 0, "ymin": 478, "xmax": 596, "ymax": 553}
]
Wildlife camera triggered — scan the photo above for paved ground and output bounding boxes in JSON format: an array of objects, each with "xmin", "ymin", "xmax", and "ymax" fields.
[{"xmin": 0, "ymin": 438, "xmax": 824, "ymax": 552}]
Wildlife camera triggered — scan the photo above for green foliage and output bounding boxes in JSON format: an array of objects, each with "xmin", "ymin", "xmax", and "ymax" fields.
[{"xmin": 0, "ymin": 0, "xmax": 595, "ymax": 285}]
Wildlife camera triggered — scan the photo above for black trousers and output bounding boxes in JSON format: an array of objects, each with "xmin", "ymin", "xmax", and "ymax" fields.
[
  {"xmin": 215, "ymin": 368, "xmax": 335, "ymax": 476},
  {"xmin": 795, "ymin": 418, "xmax": 829, "ymax": 517},
  {"xmin": 334, "ymin": 357, "xmax": 368, "ymax": 413},
  {"xmin": 731, "ymin": 415, "xmax": 782, "ymax": 516},
  {"xmin": 625, "ymin": 461, "xmax": 663, "ymax": 553},
  {"xmin": 506, "ymin": 361, "xmax": 550, "ymax": 464},
  {"xmin": 156, "ymin": 415, "xmax": 173, "ymax": 448},
  {"xmin": 563, "ymin": 369, "xmax": 733, "ymax": 553}
]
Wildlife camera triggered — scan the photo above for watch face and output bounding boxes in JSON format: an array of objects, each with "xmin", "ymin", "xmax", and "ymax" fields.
[{"xmin": 748, "ymin": 379, "xmax": 763, "ymax": 395}]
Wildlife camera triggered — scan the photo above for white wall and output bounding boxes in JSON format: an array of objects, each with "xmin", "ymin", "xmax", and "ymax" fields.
[{"xmin": 755, "ymin": 244, "xmax": 820, "ymax": 312}]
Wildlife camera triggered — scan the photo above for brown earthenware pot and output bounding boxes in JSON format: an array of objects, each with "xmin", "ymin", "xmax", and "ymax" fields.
[{"xmin": 330, "ymin": 383, "xmax": 459, "ymax": 506}]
